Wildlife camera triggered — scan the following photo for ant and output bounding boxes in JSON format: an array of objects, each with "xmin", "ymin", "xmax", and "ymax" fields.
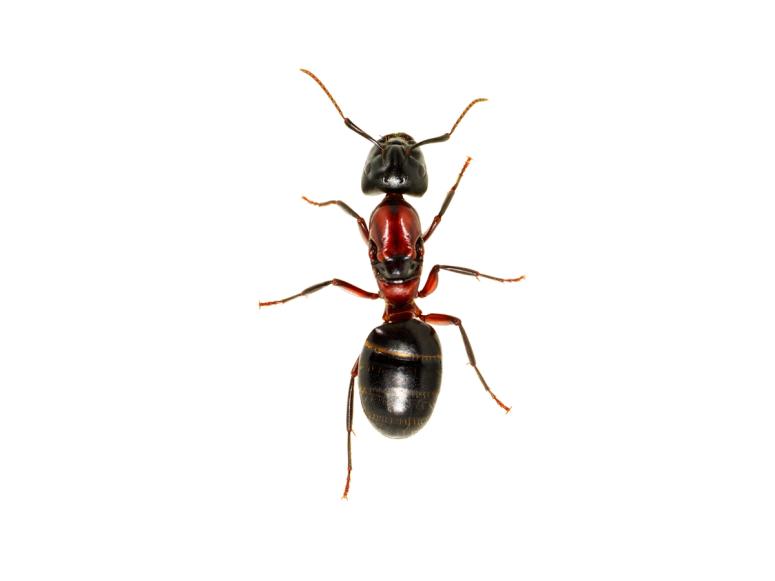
[{"xmin": 259, "ymin": 69, "xmax": 525, "ymax": 498}]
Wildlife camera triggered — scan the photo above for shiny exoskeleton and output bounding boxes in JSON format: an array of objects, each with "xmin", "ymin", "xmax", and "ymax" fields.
[
  {"xmin": 259, "ymin": 69, "xmax": 525, "ymax": 498},
  {"xmin": 359, "ymin": 319, "xmax": 442, "ymax": 438}
]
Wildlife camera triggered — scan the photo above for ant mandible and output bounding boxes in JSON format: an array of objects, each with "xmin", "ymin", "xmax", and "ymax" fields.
[{"xmin": 259, "ymin": 69, "xmax": 525, "ymax": 498}]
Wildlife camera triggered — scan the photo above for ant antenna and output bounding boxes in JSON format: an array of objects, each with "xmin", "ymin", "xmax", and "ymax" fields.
[
  {"xmin": 410, "ymin": 98, "xmax": 488, "ymax": 150},
  {"xmin": 300, "ymin": 69, "xmax": 383, "ymax": 150}
]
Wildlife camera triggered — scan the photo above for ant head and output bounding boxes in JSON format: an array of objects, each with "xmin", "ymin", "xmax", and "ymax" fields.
[
  {"xmin": 299, "ymin": 68, "xmax": 487, "ymax": 196},
  {"xmin": 361, "ymin": 133, "xmax": 428, "ymax": 196}
]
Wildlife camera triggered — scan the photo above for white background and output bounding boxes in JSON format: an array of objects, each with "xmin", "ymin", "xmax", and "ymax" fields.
[{"xmin": 1, "ymin": 1, "xmax": 774, "ymax": 579}]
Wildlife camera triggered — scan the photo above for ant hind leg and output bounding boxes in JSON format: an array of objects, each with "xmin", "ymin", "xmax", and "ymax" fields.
[
  {"xmin": 421, "ymin": 313, "xmax": 511, "ymax": 413},
  {"xmin": 342, "ymin": 357, "xmax": 359, "ymax": 499}
]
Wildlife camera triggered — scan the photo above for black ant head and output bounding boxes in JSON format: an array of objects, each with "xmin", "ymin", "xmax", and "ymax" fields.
[
  {"xmin": 361, "ymin": 133, "xmax": 428, "ymax": 196},
  {"xmin": 299, "ymin": 68, "xmax": 486, "ymax": 197}
]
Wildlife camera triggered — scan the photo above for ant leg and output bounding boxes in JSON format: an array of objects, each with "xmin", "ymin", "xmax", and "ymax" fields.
[
  {"xmin": 259, "ymin": 279, "xmax": 378, "ymax": 307},
  {"xmin": 423, "ymin": 157, "xmax": 472, "ymax": 242},
  {"xmin": 302, "ymin": 196, "xmax": 369, "ymax": 243},
  {"xmin": 419, "ymin": 265, "xmax": 525, "ymax": 298},
  {"xmin": 421, "ymin": 313, "xmax": 511, "ymax": 413},
  {"xmin": 342, "ymin": 357, "xmax": 359, "ymax": 499}
]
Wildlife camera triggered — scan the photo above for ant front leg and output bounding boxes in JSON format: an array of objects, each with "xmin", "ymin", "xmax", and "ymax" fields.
[
  {"xmin": 259, "ymin": 279, "xmax": 378, "ymax": 307},
  {"xmin": 421, "ymin": 313, "xmax": 511, "ymax": 413},
  {"xmin": 423, "ymin": 157, "xmax": 472, "ymax": 243},
  {"xmin": 419, "ymin": 265, "xmax": 525, "ymax": 297},
  {"xmin": 302, "ymin": 196, "xmax": 369, "ymax": 243}
]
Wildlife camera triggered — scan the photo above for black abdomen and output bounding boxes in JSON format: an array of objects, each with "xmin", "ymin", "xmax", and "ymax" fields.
[{"xmin": 359, "ymin": 319, "xmax": 442, "ymax": 438}]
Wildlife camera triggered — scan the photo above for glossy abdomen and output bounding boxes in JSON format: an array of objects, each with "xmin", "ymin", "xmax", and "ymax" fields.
[{"xmin": 359, "ymin": 319, "xmax": 442, "ymax": 438}]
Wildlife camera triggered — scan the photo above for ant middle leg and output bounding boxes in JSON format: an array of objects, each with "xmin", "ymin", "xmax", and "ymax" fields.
[
  {"xmin": 259, "ymin": 279, "xmax": 378, "ymax": 307},
  {"xmin": 421, "ymin": 313, "xmax": 511, "ymax": 413},
  {"xmin": 419, "ymin": 265, "xmax": 525, "ymax": 297}
]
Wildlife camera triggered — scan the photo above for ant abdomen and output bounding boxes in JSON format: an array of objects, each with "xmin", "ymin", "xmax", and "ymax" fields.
[{"xmin": 358, "ymin": 319, "xmax": 442, "ymax": 438}]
